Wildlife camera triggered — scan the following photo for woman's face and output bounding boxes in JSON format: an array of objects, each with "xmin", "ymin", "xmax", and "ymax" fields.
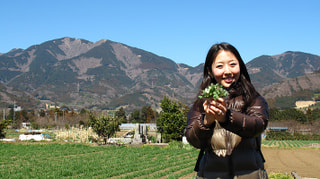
[{"xmin": 210, "ymin": 50, "xmax": 240, "ymax": 88}]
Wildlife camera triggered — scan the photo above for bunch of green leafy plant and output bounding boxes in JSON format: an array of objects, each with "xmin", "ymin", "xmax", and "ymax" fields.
[{"xmin": 198, "ymin": 83, "xmax": 229, "ymax": 100}]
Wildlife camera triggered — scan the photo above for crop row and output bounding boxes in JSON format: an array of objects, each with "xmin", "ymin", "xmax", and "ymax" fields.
[
  {"xmin": 2, "ymin": 141, "xmax": 319, "ymax": 178},
  {"xmin": 0, "ymin": 143, "xmax": 198, "ymax": 179},
  {"xmin": 262, "ymin": 140, "xmax": 320, "ymax": 148}
]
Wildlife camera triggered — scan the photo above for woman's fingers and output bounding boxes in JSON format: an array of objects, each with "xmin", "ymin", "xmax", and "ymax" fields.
[
  {"xmin": 208, "ymin": 104, "xmax": 222, "ymax": 116},
  {"xmin": 203, "ymin": 98, "xmax": 227, "ymax": 123},
  {"xmin": 216, "ymin": 97, "xmax": 225, "ymax": 105},
  {"xmin": 204, "ymin": 99, "xmax": 226, "ymax": 116},
  {"xmin": 203, "ymin": 101, "xmax": 227, "ymax": 123},
  {"xmin": 203, "ymin": 100, "xmax": 210, "ymax": 113}
]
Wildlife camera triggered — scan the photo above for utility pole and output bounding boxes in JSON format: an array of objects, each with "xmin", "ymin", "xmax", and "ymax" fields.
[{"xmin": 13, "ymin": 101, "xmax": 15, "ymax": 121}]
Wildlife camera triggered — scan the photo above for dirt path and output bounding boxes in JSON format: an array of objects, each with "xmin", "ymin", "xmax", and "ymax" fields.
[{"xmin": 262, "ymin": 148, "xmax": 320, "ymax": 178}]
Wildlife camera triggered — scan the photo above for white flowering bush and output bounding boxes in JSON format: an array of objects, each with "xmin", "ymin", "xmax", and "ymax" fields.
[{"xmin": 55, "ymin": 126, "xmax": 99, "ymax": 143}]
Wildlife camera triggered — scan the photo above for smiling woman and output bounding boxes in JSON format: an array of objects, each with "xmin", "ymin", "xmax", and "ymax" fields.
[
  {"xmin": 185, "ymin": 42, "xmax": 269, "ymax": 178},
  {"xmin": 211, "ymin": 50, "xmax": 240, "ymax": 88}
]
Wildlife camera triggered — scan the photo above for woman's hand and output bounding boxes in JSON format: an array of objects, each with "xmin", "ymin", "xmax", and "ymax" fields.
[{"xmin": 203, "ymin": 98, "xmax": 227, "ymax": 126}]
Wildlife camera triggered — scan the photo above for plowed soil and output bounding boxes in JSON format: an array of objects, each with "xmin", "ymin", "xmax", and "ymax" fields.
[{"xmin": 262, "ymin": 148, "xmax": 320, "ymax": 178}]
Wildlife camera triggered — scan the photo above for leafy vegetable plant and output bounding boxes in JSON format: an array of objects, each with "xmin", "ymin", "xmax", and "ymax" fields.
[{"xmin": 198, "ymin": 83, "xmax": 229, "ymax": 100}]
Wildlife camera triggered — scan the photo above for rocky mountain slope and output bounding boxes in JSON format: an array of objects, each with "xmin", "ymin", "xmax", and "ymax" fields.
[
  {"xmin": 0, "ymin": 37, "xmax": 202, "ymax": 111},
  {"xmin": 0, "ymin": 37, "xmax": 319, "ymax": 111},
  {"xmin": 247, "ymin": 51, "xmax": 320, "ymax": 89},
  {"xmin": 260, "ymin": 72, "xmax": 320, "ymax": 100}
]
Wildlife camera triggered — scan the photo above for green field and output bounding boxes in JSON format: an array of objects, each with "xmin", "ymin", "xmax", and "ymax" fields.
[
  {"xmin": 0, "ymin": 143, "xmax": 199, "ymax": 179},
  {"xmin": 262, "ymin": 140, "xmax": 320, "ymax": 148},
  {"xmin": 1, "ymin": 140, "xmax": 319, "ymax": 178}
]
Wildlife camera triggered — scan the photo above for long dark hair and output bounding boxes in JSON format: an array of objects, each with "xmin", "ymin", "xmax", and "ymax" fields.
[{"xmin": 193, "ymin": 42, "xmax": 259, "ymax": 112}]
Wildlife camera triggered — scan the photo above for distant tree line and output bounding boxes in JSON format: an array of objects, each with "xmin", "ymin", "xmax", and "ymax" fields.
[
  {"xmin": 267, "ymin": 107, "xmax": 320, "ymax": 140},
  {"xmin": 1, "ymin": 107, "xmax": 86, "ymax": 129},
  {"xmin": 269, "ymin": 107, "xmax": 320, "ymax": 123},
  {"xmin": 128, "ymin": 106, "xmax": 158, "ymax": 123},
  {"xmin": 267, "ymin": 90, "xmax": 320, "ymax": 109},
  {"xmin": 266, "ymin": 130, "xmax": 320, "ymax": 140},
  {"xmin": 0, "ymin": 97, "xmax": 188, "ymax": 143}
]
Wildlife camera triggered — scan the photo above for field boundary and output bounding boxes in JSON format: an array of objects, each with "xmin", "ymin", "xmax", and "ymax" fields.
[{"xmin": 262, "ymin": 140, "xmax": 320, "ymax": 148}]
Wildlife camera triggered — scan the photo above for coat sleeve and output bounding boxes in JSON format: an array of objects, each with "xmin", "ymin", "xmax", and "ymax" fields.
[
  {"xmin": 221, "ymin": 96, "xmax": 269, "ymax": 138},
  {"xmin": 185, "ymin": 107, "xmax": 214, "ymax": 149}
]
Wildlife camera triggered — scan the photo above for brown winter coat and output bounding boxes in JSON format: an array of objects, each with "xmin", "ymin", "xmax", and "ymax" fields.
[{"xmin": 185, "ymin": 95, "xmax": 269, "ymax": 178}]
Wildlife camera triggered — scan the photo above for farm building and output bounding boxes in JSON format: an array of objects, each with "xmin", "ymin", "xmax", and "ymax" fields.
[{"xmin": 267, "ymin": 127, "xmax": 288, "ymax": 132}]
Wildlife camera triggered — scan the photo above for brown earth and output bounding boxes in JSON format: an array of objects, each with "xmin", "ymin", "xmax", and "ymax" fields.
[
  {"xmin": 180, "ymin": 148, "xmax": 320, "ymax": 179},
  {"xmin": 262, "ymin": 148, "xmax": 320, "ymax": 178}
]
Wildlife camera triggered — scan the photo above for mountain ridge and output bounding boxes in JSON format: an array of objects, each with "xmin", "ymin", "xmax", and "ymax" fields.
[
  {"xmin": 0, "ymin": 37, "xmax": 319, "ymax": 111},
  {"xmin": 0, "ymin": 37, "xmax": 201, "ymax": 111},
  {"xmin": 247, "ymin": 51, "xmax": 320, "ymax": 89}
]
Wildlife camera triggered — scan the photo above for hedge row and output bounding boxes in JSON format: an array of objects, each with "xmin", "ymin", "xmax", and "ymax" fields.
[{"xmin": 266, "ymin": 131, "xmax": 320, "ymax": 140}]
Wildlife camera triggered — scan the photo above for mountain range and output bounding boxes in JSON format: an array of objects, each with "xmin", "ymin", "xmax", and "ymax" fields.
[{"xmin": 0, "ymin": 37, "xmax": 319, "ymax": 111}]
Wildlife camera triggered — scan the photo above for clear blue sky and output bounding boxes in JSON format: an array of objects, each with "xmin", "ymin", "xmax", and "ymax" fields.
[{"xmin": 1, "ymin": 0, "xmax": 319, "ymax": 67}]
